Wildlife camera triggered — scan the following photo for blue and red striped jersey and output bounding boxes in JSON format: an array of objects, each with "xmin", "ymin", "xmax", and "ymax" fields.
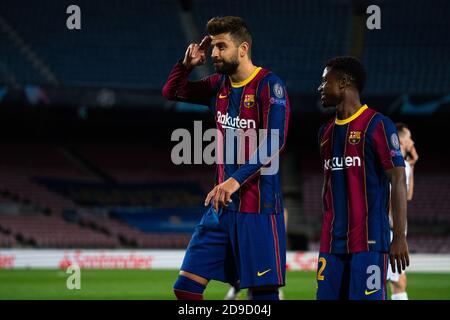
[
  {"xmin": 163, "ymin": 62, "xmax": 290, "ymax": 214},
  {"xmin": 318, "ymin": 105, "xmax": 405, "ymax": 253}
]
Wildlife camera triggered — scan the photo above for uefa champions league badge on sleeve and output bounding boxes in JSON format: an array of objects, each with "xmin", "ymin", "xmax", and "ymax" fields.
[
  {"xmin": 390, "ymin": 133, "xmax": 400, "ymax": 150},
  {"xmin": 390, "ymin": 133, "xmax": 403, "ymax": 157},
  {"xmin": 270, "ymin": 83, "xmax": 286, "ymax": 105},
  {"xmin": 273, "ymin": 83, "xmax": 284, "ymax": 98},
  {"xmin": 389, "ymin": 133, "xmax": 403, "ymax": 157}
]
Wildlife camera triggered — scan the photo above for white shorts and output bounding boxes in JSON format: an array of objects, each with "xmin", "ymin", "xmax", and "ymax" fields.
[{"xmin": 387, "ymin": 264, "xmax": 401, "ymax": 282}]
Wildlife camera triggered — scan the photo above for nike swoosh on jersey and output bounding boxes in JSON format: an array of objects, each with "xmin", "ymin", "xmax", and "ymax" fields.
[
  {"xmin": 320, "ymin": 139, "xmax": 329, "ymax": 148},
  {"xmin": 219, "ymin": 94, "xmax": 227, "ymax": 98},
  {"xmin": 364, "ymin": 289, "xmax": 380, "ymax": 295},
  {"xmin": 257, "ymin": 269, "xmax": 271, "ymax": 277}
]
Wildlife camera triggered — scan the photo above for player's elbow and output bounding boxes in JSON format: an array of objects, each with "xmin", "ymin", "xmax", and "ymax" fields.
[
  {"xmin": 407, "ymin": 191, "xmax": 413, "ymax": 201},
  {"xmin": 162, "ymin": 84, "xmax": 176, "ymax": 101}
]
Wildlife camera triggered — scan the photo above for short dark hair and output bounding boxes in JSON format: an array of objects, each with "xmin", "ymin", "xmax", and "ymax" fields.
[
  {"xmin": 325, "ymin": 56, "xmax": 367, "ymax": 93},
  {"xmin": 396, "ymin": 122, "xmax": 408, "ymax": 136},
  {"xmin": 206, "ymin": 16, "xmax": 252, "ymax": 54}
]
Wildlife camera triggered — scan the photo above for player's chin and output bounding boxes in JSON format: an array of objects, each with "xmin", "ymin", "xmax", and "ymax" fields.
[
  {"xmin": 213, "ymin": 63, "xmax": 224, "ymax": 72},
  {"xmin": 215, "ymin": 69, "xmax": 232, "ymax": 75},
  {"xmin": 320, "ymin": 97, "xmax": 334, "ymax": 108}
]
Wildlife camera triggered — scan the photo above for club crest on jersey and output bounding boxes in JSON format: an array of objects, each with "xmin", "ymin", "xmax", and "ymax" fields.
[
  {"xmin": 244, "ymin": 94, "xmax": 255, "ymax": 108},
  {"xmin": 348, "ymin": 131, "xmax": 361, "ymax": 144}
]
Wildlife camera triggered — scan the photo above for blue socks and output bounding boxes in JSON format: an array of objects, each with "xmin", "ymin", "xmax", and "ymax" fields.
[{"xmin": 173, "ymin": 275, "xmax": 206, "ymax": 300}]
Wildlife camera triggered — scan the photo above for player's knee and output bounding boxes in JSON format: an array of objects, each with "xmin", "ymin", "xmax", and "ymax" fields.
[
  {"xmin": 391, "ymin": 280, "xmax": 405, "ymax": 294},
  {"xmin": 248, "ymin": 286, "xmax": 280, "ymax": 300},
  {"xmin": 395, "ymin": 276, "xmax": 407, "ymax": 292},
  {"xmin": 399, "ymin": 273, "xmax": 407, "ymax": 289},
  {"xmin": 173, "ymin": 274, "xmax": 206, "ymax": 300}
]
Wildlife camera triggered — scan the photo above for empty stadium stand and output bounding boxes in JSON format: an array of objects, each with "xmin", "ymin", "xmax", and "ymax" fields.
[
  {"xmin": 0, "ymin": 141, "xmax": 205, "ymax": 249},
  {"xmin": 0, "ymin": 0, "xmax": 186, "ymax": 88},
  {"xmin": 0, "ymin": 213, "xmax": 120, "ymax": 248},
  {"xmin": 362, "ymin": 0, "xmax": 450, "ymax": 95},
  {"xmin": 1, "ymin": 0, "xmax": 448, "ymax": 94}
]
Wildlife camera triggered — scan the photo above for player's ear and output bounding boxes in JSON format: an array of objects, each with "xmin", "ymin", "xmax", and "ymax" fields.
[
  {"xmin": 338, "ymin": 76, "xmax": 346, "ymax": 90},
  {"xmin": 339, "ymin": 75, "xmax": 351, "ymax": 90},
  {"xmin": 239, "ymin": 42, "xmax": 250, "ymax": 58}
]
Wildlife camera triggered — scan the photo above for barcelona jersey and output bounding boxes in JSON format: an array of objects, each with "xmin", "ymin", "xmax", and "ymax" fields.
[
  {"xmin": 318, "ymin": 105, "xmax": 405, "ymax": 253},
  {"xmin": 163, "ymin": 62, "xmax": 290, "ymax": 214}
]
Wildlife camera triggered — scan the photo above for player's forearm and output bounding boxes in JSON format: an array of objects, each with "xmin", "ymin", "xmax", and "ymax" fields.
[
  {"xmin": 232, "ymin": 103, "xmax": 287, "ymax": 185},
  {"xmin": 162, "ymin": 61, "xmax": 190, "ymax": 101},
  {"xmin": 391, "ymin": 173, "xmax": 408, "ymax": 237},
  {"xmin": 231, "ymin": 131, "xmax": 285, "ymax": 185},
  {"xmin": 408, "ymin": 145, "xmax": 419, "ymax": 165},
  {"xmin": 231, "ymin": 163, "xmax": 262, "ymax": 186},
  {"xmin": 407, "ymin": 166, "xmax": 414, "ymax": 201}
]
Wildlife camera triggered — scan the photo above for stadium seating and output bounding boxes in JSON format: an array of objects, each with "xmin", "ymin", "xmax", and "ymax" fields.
[
  {"xmin": 0, "ymin": 213, "xmax": 120, "ymax": 248},
  {"xmin": 362, "ymin": 0, "xmax": 450, "ymax": 94},
  {"xmin": 0, "ymin": 143, "xmax": 98, "ymax": 215},
  {"xmin": 69, "ymin": 142, "xmax": 214, "ymax": 190},
  {"xmin": 408, "ymin": 235, "xmax": 450, "ymax": 254},
  {"xmin": 0, "ymin": 0, "xmax": 186, "ymax": 88},
  {"xmin": 77, "ymin": 212, "xmax": 192, "ymax": 248},
  {"xmin": 0, "ymin": 141, "xmax": 205, "ymax": 249},
  {"xmin": 0, "ymin": 35, "xmax": 44, "ymax": 84},
  {"xmin": 1, "ymin": 0, "xmax": 448, "ymax": 94},
  {"xmin": 0, "ymin": 231, "xmax": 16, "ymax": 247}
]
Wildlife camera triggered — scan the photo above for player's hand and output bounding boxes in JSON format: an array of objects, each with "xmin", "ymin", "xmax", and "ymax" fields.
[
  {"xmin": 183, "ymin": 36, "xmax": 211, "ymax": 70},
  {"xmin": 204, "ymin": 178, "xmax": 240, "ymax": 212},
  {"xmin": 389, "ymin": 234, "xmax": 410, "ymax": 274}
]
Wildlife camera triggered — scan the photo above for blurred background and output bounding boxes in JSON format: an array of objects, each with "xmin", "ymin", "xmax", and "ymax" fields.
[{"xmin": 0, "ymin": 0, "xmax": 449, "ymax": 299}]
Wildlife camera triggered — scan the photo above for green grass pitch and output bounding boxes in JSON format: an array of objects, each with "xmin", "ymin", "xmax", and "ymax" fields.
[{"xmin": 0, "ymin": 269, "xmax": 449, "ymax": 300}]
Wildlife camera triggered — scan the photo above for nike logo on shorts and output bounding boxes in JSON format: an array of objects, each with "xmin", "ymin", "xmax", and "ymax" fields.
[
  {"xmin": 257, "ymin": 269, "xmax": 271, "ymax": 277},
  {"xmin": 364, "ymin": 289, "xmax": 380, "ymax": 295}
]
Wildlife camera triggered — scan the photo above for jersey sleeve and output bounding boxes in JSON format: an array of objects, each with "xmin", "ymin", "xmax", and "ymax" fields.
[
  {"xmin": 317, "ymin": 124, "xmax": 326, "ymax": 160},
  {"xmin": 162, "ymin": 60, "xmax": 221, "ymax": 107},
  {"xmin": 231, "ymin": 75, "xmax": 289, "ymax": 185},
  {"xmin": 371, "ymin": 116, "xmax": 405, "ymax": 171},
  {"xmin": 318, "ymin": 124, "xmax": 326, "ymax": 149}
]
